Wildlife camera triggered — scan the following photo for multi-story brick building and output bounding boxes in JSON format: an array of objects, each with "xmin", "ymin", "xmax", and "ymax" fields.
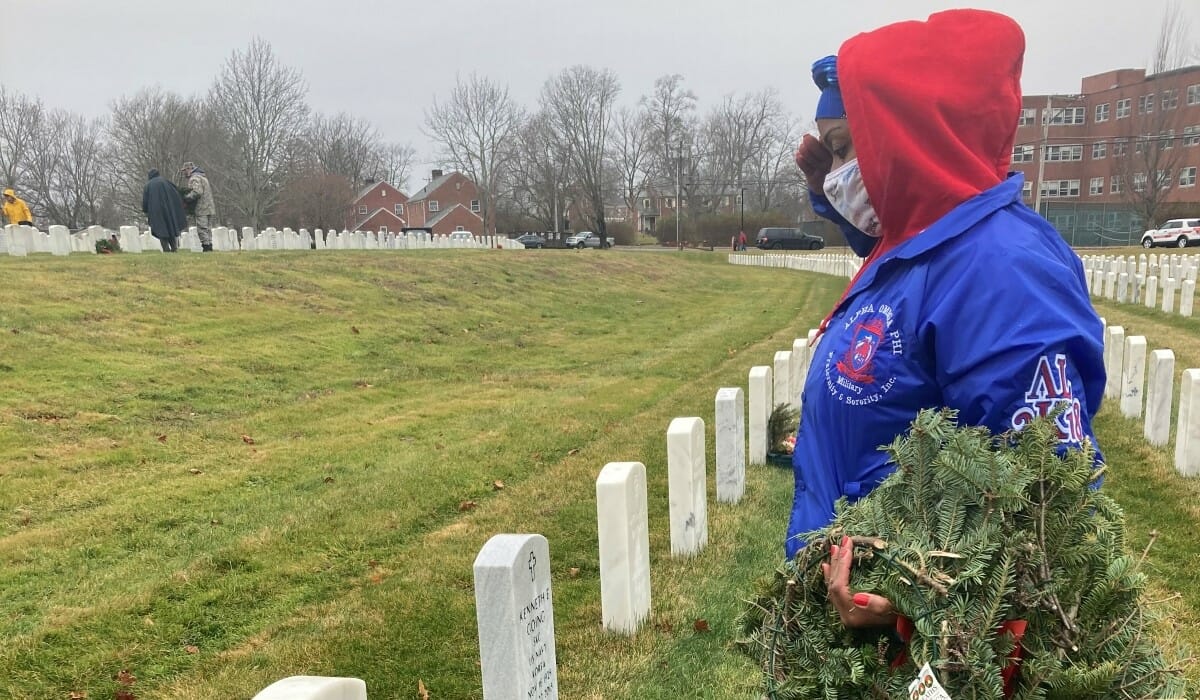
[
  {"xmin": 347, "ymin": 179, "xmax": 409, "ymax": 234},
  {"xmin": 1012, "ymin": 64, "xmax": 1200, "ymax": 245},
  {"xmin": 404, "ymin": 170, "xmax": 486, "ymax": 235}
]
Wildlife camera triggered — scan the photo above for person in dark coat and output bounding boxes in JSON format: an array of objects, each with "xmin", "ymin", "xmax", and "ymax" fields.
[{"xmin": 142, "ymin": 169, "xmax": 188, "ymax": 252}]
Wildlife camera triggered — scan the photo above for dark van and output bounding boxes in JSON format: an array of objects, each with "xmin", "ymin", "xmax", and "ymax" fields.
[{"xmin": 755, "ymin": 227, "xmax": 825, "ymax": 250}]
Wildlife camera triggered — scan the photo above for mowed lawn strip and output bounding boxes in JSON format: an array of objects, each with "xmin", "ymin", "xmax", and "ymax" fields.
[{"xmin": 0, "ymin": 250, "xmax": 834, "ymax": 699}]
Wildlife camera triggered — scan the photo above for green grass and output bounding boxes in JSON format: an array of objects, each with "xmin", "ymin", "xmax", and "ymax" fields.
[{"xmin": 0, "ymin": 248, "xmax": 1196, "ymax": 699}]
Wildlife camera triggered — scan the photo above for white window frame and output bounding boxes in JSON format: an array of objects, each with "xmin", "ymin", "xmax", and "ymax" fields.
[
  {"xmin": 1011, "ymin": 144, "xmax": 1034, "ymax": 163},
  {"xmin": 1018, "ymin": 107, "xmax": 1036, "ymax": 127},
  {"xmin": 1161, "ymin": 130, "xmax": 1175, "ymax": 150},
  {"xmin": 1111, "ymin": 175, "xmax": 1123, "ymax": 194},
  {"xmin": 455, "ymin": 225, "xmax": 465, "ymax": 231},
  {"xmin": 1094, "ymin": 103, "xmax": 1110, "ymax": 122},
  {"xmin": 470, "ymin": 199, "xmax": 480, "ymax": 213},
  {"xmin": 1089, "ymin": 177, "xmax": 1104, "ymax": 195},
  {"xmin": 1181, "ymin": 166, "xmax": 1197, "ymax": 188},
  {"xmin": 394, "ymin": 203, "xmax": 404, "ymax": 216},
  {"xmin": 1156, "ymin": 169, "xmax": 1172, "ymax": 189},
  {"xmin": 1184, "ymin": 125, "xmax": 1200, "ymax": 147},
  {"xmin": 641, "ymin": 197, "xmax": 651, "ymax": 209},
  {"xmin": 378, "ymin": 225, "xmax": 388, "ymax": 234},
  {"xmin": 1116, "ymin": 98, "xmax": 1132, "ymax": 119},
  {"xmin": 1042, "ymin": 106, "xmax": 1085, "ymax": 126},
  {"xmin": 428, "ymin": 200, "xmax": 440, "ymax": 213},
  {"xmin": 358, "ymin": 205, "xmax": 367, "ymax": 215},
  {"xmin": 1043, "ymin": 144, "xmax": 1083, "ymax": 162},
  {"xmin": 1091, "ymin": 141, "xmax": 1107, "ymax": 159},
  {"xmin": 1188, "ymin": 84, "xmax": 1200, "ymax": 106},
  {"xmin": 1138, "ymin": 94, "xmax": 1155, "ymax": 114},
  {"xmin": 1021, "ymin": 181, "xmax": 1032, "ymax": 199},
  {"xmin": 1113, "ymin": 138, "xmax": 1128, "ymax": 157},
  {"xmin": 1133, "ymin": 172, "xmax": 1147, "ymax": 193},
  {"xmin": 1039, "ymin": 179, "xmax": 1081, "ymax": 199},
  {"xmin": 1162, "ymin": 89, "xmax": 1179, "ymax": 110}
]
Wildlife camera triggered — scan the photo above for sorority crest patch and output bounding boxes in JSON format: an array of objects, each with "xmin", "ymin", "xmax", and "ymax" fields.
[{"xmin": 824, "ymin": 303, "xmax": 903, "ymax": 406}]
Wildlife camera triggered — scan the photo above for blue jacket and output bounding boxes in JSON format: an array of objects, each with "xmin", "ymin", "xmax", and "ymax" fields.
[{"xmin": 786, "ymin": 173, "xmax": 1105, "ymax": 557}]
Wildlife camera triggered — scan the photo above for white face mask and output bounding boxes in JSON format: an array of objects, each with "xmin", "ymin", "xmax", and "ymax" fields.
[{"xmin": 822, "ymin": 158, "xmax": 881, "ymax": 237}]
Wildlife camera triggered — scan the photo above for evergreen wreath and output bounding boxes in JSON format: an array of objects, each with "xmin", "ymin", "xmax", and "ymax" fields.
[{"xmin": 739, "ymin": 408, "xmax": 1189, "ymax": 699}]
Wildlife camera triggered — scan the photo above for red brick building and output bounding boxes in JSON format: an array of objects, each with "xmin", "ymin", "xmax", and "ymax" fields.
[
  {"xmin": 347, "ymin": 180, "xmax": 409, "ymax": 232},
  {"xmin": 404, "ymin": 170, "xmax": 486, "ymax": 234},
  {"xmin": 1012, "ymin": 65, "xmax": 1200, "ymax": 244}
]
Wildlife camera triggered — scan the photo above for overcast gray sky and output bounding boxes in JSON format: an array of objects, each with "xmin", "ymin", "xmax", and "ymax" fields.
[{"xmin": 3, "ymin": 0, "xmax": 1198, "ymax": 184}]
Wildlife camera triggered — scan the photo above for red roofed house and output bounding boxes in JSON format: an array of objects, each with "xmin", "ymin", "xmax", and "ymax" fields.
[
  {"xmin": 347, "ymin": 179, "xmax": 409, "ymax": 234},
  {"xmin": 404, "ymin": 169, "xmax": 487, "ymax": 234}
]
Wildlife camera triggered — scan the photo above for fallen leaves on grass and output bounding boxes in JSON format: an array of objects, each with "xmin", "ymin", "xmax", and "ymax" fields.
[
  {"xmin": 241, "ymin": 434, "xmax": 255, "ymax": 445},
  {"xmin": 184, "ymin": 645, "xmax": 199, "ymax": 654},
  {"xmin": 417, "ymin": 679, "xmax": 430, "ymax": 699},
  {"xmin": 569, "ymin": 567, "xmax": 580, "ymax": 578},
  {"xmin": 323, "ymin": 476, "xmax": 335, "ymax": 484},
  {"xmin": 351, "ymin": 326, "xmax": 360, "ymax": 334},
  {"xmin": 492, "ymin": 480, "xmax": 505, "ymax": 491},
  {"xmin": 68, "ymin": 692, "xmax": 87, "ymax": 699},
  {"xmin": 188, "ymin": 469, "xmax": 203, "ymax": 475},
  {"xmin": 458, "ymin": 500, "xmax": 477, "ymax": 512},
  {"xmin": 116, "ymin": 669, "xmax": 136, "ymax": 686},
  {"xmin": 693, "ymin": 618, "xmax": 710, "ymax": 633},
  {"xmin": 567, "ymin": 448, "xmax": 580, "ymax": 456},
  {"xmin": 354, "ymin": 380, "xmax": 373, "ymax": 388},
  {"xmin": 156, "ymin": 434, "xmax": 167, "ymax": 443}
]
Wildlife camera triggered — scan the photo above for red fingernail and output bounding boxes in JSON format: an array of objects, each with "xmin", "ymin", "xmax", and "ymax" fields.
[{"xmin": 853, "ymin": 593, "xmax": 871, "ymax": 607}]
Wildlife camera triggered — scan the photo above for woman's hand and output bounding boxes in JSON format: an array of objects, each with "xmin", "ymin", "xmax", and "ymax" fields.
[
  {"xmin": 822, "ymin": 535, "xmax": 897, "ymax": 628},
  {"xmin": 795, "ymin": 133, "xmax": 834, "ymax": 193}
]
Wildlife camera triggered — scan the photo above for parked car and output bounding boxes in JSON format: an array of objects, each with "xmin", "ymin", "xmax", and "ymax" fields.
[
  {"xmin": 514, "ymin": 233, "xmax": 546, "ymax": 249},
  {"xmin": 1141, "ymin": 218, "xmax": 1200, "ymax": 248},
  {"xmin": 564, "ymin": 231, "xmax": 612, "ymax": 249},
  {"xmin": 449, "ymin": 231, "xmax": 475, "ymax": 242},
  {"xmin": 755, "ymin": 227, "xmax": 825, "ymax": 250}
]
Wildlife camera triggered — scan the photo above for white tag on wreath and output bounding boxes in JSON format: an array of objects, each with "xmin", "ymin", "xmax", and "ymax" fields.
[{"xmin": 907, "ymin": 663, "xmax": 952, "ymax": 700}]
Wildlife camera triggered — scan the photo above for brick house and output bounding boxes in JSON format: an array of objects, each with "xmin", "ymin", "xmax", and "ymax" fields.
[
  {"xmin": 1011, "ymin": 64, "xmax": 1200, "ymax": 244},
  {"xmin": 404, "ymin": 169, "xmax": 486, "ymax": 234},
  {"xmin": 348, "ymin": 180, "xmax": 409, "ymax": 233}
]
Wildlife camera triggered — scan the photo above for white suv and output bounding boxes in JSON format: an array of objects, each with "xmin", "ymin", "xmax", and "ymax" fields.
[{"xmin": 1141, "ymin": 218, "xmax": 1200, "ymax": 248}]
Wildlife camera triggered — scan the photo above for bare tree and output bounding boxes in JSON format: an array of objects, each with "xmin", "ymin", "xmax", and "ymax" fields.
[
  {"xmin": 376, "ymin": 142, "xmax": 416, "ymax": 192},
  {"xmin": 612, "ymin": 107, "xmax": 651, "ymax": 230},
  {"xmin": 1151, "ymin": 1, "xmax": 1193, "ymax": 73},
  {"xmin": 541, "ymin": 65, "xmax": 620, "ymax": 241},
  {"xmin": 425, "ymin": 73, "xmax": 524, "ymax": 234},
  {"xmin": 1112, "ymin": 3, "xmax": 1193, "ymax": 229},
  {"xmin": 0, "ymin": 87, "xmax": 45, "ymax": 191},
  {"xmin": 509, "ymin": 111, "xmax": 572, "ymax": 229},
  {"xmin": 273, "ymin": 172, "xmax": 355, "ymax": 232},
  {"xmin": 208, "ymin": 37, "xmax": 310, "ymax": 228},
  {"xmin": 108, "ymin": 87, "xmax": 209, "ymax": 215},
  {"xmin": 306, "ymin": 113, "xmax": 383, "ymax": 187},
  {"xmin": 641, "ymin": 74, "xmax": 697, "ymax": 184},
  {"xmin": 23, "ymin": 110, "xmax": 111, "ymax": 228}
]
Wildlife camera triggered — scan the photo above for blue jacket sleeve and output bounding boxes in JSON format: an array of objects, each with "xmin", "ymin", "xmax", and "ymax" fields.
[
  {"xmin": 919, "ymin": 237, "xmax": 1105, "ymax": 459},
  {"xmin": 810, "ymin": 189, "xmax": 878, "ymax": 258}
]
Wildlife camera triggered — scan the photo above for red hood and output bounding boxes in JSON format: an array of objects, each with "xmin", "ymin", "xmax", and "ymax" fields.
[{"xmin": 838, "ymin": 9, "xmax": 1024, "ymax": 254}]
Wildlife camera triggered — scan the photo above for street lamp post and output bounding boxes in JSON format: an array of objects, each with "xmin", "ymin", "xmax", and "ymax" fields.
[
  {"xmin": 675, "ymin": 141, "xmax": 684, "ymax": 251},
  {"xmin": 739, "ymin": 185, "xmax": 745, "ymax": 237}
]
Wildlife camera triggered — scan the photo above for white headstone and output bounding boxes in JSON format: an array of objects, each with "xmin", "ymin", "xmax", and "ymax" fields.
[
  {"xmin": 48, "ymin": 225, "xmax": 70, "ymax": 256},
  {"xmin": 473, "ymin": 534, "xmax": 558, "ymax": 700},
  {"xmin": 1145, "ymin": 349, "xmax": 1175, "ymax": 447},
  {"xmin": 714, "ymin": 387, "xmax": 746, "ymax": 504},
  {"xmin": 596, "ymin": 462, "xmax": 651, "ymax": 635},
  {"xmin": 791, "ymin": 338, "xmax": 808, "ymax": 409},
  {"xmin": 748, "ymin": 366, "xmax": 772, "ymax": 465},
  {"xmin": 1181, "ymin": 279, "xmax": 1196, "ymax": 317},
  {"xmin": 1103, "ymin": 326, "xmax": 1124, "ymax": 399},
  {"xmin": 251, "ymin": 677, "xmax": 366, "ymax": 700},
  {"xmin": 1163, "ymin": 278, "xmax": 1177, "ymax": 314},
  {"xmin": 1145, "ymin": 275, "xmax": 1159, "ymax": 308},
  {"xmin": 1120, "ymin": 336, "xmax": 1147, "ymax": 418},
  {"xmin": 773, "ymin": 350, "xmax": 793, "ymax": 412},
  {"xmin": 667, "ymin": 416, "xmax": 708, "ymax": 557},
  {"xmin": 1175, "ymin": 369, "xmax": 1200, "ymax": 477},
  {"xmin": 1116, "ymin": 272, "xmax": 1128, "ymax": 303}
]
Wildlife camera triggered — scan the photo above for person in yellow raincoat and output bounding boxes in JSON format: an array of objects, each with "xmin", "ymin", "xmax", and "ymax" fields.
[{"xmin": 2, "ymin": 188, "xmax": 33, "ymax": 226}]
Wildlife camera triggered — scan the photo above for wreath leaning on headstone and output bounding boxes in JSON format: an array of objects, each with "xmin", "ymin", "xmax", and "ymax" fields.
[
  {"xmin": 95, "ymin": 236, "xmax": 122, "ymax": 254},
  {"xmin": 738, "ymin": 408, "xmax": 1190, "ymax": 700}
]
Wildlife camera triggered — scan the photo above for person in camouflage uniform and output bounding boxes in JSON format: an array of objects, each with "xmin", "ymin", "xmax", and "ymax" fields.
[{"xmin": 180, "ymin": 161, "xmax": 216, "ymax": 252}]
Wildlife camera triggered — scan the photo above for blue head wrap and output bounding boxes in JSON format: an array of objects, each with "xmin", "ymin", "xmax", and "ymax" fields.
[{"xmin": 812, "ymin": 55, "xmax": 846, "ymax": 120}]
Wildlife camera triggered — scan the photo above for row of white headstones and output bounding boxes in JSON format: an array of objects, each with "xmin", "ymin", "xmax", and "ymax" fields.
[
  {"xmin": 250, "ymin": 252, "xmax": 862, "ymax": 700},
  {"xmin": 0, "ymin": 224, "xmax": 524, "ymax": 255},
  {"xmin": 1080, "ymin": 252, "xmax": 1199, "ymax": 316}
]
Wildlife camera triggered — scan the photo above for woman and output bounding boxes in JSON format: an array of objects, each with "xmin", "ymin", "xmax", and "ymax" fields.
[{"xmin": 788, "ymin": 9, "xmax": 1106, "ymax": 628}]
